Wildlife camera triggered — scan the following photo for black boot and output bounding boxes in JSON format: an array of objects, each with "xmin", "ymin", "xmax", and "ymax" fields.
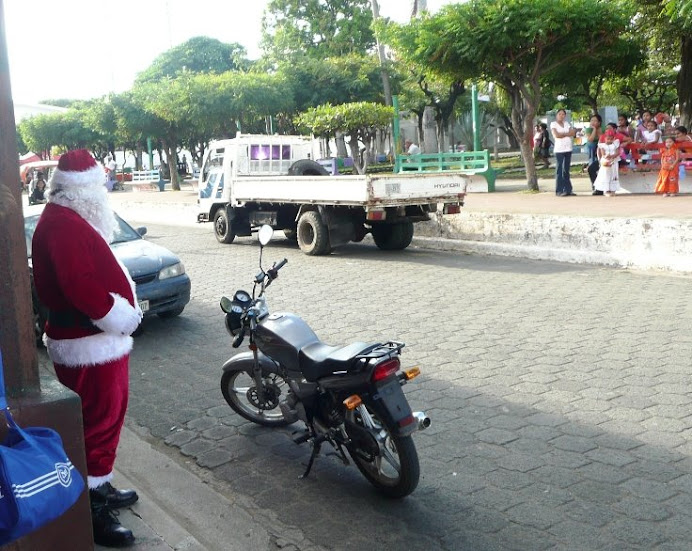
[
  {"xmin": 91, "ymin": 481, "xmax": 139, "ymax": 509},
  {"xmin": 90, "ymin": 492, "xmax": 135, "ymax": 548}
]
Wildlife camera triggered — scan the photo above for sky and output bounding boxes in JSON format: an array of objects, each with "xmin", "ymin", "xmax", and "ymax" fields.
[{"xmin": 5, "ymin": 0, "xmax": 453, "ymax": 105}]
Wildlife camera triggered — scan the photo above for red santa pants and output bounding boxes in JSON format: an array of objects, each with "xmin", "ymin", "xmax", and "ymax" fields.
[{"xmin": 54, "ymin": 355, "xmax": 129, "ymax": 484}]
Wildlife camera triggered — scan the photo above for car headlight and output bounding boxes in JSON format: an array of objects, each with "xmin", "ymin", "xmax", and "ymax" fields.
[{"xmin": 159, "ymin": 262, "xmax": 185, "ymax": 280}]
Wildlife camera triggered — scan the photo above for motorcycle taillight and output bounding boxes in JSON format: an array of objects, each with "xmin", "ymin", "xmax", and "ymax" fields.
[{"xmin": 371, "ymin": 358, "xmax": 400, "ymax": 382}]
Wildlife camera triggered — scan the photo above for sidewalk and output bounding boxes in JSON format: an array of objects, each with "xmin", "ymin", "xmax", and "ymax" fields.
[{"xmin": 93, "ymin": 426, "xmax": 279, "ymax": 551}]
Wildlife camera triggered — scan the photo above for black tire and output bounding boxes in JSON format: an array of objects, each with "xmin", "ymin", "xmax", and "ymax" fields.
[
  {"xmin": 287, "ymin": 159, "xmax": 329, "ymax": 176},
  {"xmin": 283, "ymin": 227, "xmax": 298, "ymax": 242},
  {"xmin": 297, "ymin": 211, "xmax": 330, "ymax": 255},
  {"xmin": 347, "ymin": 405, "xmax": 420, "ymax": 498},
  {"xmin": 371, "ymin": 221, "xmax": 414, "ymax": 251},
  {"xmin": 158, "ymin": 306, "xmax": 184, "ymax": 318},
  {"xmin": 221, "ymin": 369, "xmax": 291, "ymax": 427},
  {"xmin": 214, "ymin": 209, "xmax": 236, "ymax": 244}
]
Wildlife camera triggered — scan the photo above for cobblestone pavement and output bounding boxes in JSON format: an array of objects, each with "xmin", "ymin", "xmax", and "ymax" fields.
[{"xmin": 119, "ymin": 221, "xmax": 692, "ymax": 551}]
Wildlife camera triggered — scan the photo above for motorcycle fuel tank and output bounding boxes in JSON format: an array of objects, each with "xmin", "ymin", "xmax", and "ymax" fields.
[{"xmin": 255, "ymin": 312, "xmax": 320, "ymax": 372}]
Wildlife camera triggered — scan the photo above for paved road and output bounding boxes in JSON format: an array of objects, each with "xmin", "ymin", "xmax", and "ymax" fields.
[{"xmin": 119, "ymin": 221, "xmax": 692, "ymax": 551}]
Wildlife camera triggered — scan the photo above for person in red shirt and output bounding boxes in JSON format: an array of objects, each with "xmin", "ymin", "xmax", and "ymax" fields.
[{"xmin": 32, "ymin": 149, "xmax": 142, "ymax": 548}]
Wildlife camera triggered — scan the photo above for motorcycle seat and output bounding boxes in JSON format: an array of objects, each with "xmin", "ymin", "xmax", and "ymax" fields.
[{"xmin": 299, "ymin": 341, "xmax": 378, "ymax": 381}]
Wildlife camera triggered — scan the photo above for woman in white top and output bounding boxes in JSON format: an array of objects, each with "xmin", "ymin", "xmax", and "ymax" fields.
[{"xmin": 550, "ymin": 109, "xmax": 577, "ymax": 196}]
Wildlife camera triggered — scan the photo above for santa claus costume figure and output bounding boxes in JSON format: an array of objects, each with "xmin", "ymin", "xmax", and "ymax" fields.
[{"xmin": 32, "ymin": 149, "xmax": 142, "ymax": 548}]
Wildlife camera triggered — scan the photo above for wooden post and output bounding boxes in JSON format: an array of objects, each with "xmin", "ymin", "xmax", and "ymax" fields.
[{"xmin": 0, "ymin": 2, "xmax": 93, "ymax": 548}]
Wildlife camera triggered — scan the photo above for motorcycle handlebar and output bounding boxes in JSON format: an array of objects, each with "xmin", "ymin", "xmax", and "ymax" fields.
[
  {"xmin": 274, "ymin": 258, "xmax": 288, "ymax": 271},
  {"xmin": 266, "ymin": 258, "xmax": 288, "ymax": 284}
]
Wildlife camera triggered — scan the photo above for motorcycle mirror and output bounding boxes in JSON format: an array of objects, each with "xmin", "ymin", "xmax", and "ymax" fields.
[
  {"xmin": 258, "ymin": 225, "xmax": 273, "ymax": 247},
  {"xmin": 220, "ymin": 296, "xmax": 233, "ymax": 313}
]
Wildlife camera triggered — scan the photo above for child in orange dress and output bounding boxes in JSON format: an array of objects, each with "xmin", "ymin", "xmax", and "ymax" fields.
[{"xmin": 655, "ymin": 136, "xmax": 680, "ymax": 197}]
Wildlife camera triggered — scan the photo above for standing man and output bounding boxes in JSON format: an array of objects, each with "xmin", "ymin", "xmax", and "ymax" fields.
[{"xmin": 32, "ymin": 149, "xmax": 142, "ymax": 548}]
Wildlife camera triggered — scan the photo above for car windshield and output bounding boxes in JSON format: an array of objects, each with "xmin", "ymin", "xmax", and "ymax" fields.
[{"xmin": 25, "ymin": 212, "xmax": 140, "ymax": 256}]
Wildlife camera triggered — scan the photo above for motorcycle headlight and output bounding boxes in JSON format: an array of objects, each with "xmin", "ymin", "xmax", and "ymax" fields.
[
  {"xmin": 159, "ymin": 262, "xmax": 185, "ymax": 280},
  {"xmin": 225, "ymin": 311, "xmax": 242, "ymax": 335}
]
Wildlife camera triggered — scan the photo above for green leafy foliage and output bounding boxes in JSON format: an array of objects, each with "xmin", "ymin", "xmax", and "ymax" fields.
[
  {"xmin": 296, "ymin": 102, "xmax": 394, "ymax": 173},
  {"xmin": 135, "ymin": 36, "xmax": 248, "ymax": 84},
  {"xmin": 261, "ymin": 0, "xmax": 375, "ymax": 60}
]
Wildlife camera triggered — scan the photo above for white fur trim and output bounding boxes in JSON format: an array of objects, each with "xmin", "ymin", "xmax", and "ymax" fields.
[
  {"xmin": 44, "ymin": 333, "xmax": 132, "ymax": 367},
  {"xmin": 50, "ymin": 164, "xmax": 106, "ymax": 190},
  {"xmin": 88, "ymin": 473, "xmax": 113, "ymax": 489},
  {"xmin": 93, "ymin": 293, "xmax": 141, "ymax": 335}
]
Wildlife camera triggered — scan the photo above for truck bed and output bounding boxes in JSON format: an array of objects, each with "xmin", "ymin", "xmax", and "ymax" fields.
[{"xmin": 230, "ymin": 172, "xmax": 468, "ymax": 207}]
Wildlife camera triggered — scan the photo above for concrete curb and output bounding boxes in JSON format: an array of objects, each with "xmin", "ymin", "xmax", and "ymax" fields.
[{"xmin": 415, "ymin": 212, "xmax": 692, "ymax": 274}]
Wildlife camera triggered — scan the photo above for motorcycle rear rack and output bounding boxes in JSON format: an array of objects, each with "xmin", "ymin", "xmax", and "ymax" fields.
[{"xmin": 355, "ymin": 341, "xmax": 405, "ymax": 360}]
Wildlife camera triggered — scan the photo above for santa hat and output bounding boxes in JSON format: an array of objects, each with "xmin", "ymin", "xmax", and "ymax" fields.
[{"xmin": 50, "ymin": 149, "xmax": 106, "ymax": 190}]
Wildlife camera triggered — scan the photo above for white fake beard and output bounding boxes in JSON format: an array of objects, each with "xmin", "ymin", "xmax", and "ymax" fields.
[{"xmin": 48, "ymin": 184, "xmax": 117, "ymax": 243}]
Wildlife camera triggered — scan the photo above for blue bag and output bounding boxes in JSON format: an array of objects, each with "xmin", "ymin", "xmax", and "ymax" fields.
[{"xmin": 0, "ymin": 349, "xmax": 85, "ymax": 544}]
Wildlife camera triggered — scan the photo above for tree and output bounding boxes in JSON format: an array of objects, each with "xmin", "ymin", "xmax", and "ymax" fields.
[
  {"xmin": 636, "ymin": 0, "xmax": 692, "ymax": 126},
  {"xmin": 296, "ymin": 102, "xmax": 394, "ymax": 174},
  {"xmin": 135, "ymin": 37, "xmax": 248, "ymax": 84},
  {"xmin": 261, "ymin": 0, "xmax": 376, "ymax": 60},
  {"xmin": 387, "ymin": 0, "xmax": 637, "ymax": 190},
  {"xmin": 547, "ymin": 39, "xmax": 644, "ymax": 114}
]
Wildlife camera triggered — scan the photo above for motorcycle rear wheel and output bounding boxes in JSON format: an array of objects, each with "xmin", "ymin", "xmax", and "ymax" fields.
[
  {"xmin": 221, "ymin": 369, "xmax": 290, "ymax": 427},
  {"xmin": 347, "ymin": 405, "xmax": 420, "ymax": 498}
]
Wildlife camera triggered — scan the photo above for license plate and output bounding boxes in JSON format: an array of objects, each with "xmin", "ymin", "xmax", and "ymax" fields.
[
  {"xmin": 138, "ymin": 300, "xmax": 150, "ymax": 313},
  {"xmin": 374, "ymin": 380, "xmax": 412, "ymax": 423}
]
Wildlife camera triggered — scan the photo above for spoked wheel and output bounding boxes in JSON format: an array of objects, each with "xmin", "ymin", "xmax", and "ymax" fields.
[
  {"xmin": 346, "ymin": 404, "xmax": 420, "ymax": 498},
  {"xmin": 220, "ymin": 370, "xmax": 290, "ymax": 427}
]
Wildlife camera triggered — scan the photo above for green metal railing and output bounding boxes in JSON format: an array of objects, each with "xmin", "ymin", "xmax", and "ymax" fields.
[{"xmin": 394, "ymin": 149, "xmax": 500, "ymax": 191}]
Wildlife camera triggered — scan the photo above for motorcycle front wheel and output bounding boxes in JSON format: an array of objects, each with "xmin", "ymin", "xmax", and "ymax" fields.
[
  {"xmin": 221, "ymin": 369, "xmax": 290, "ymax": 427},
  {"xmin": 346, "ymin": 404, "xmax": 420, "ymax": 498}
]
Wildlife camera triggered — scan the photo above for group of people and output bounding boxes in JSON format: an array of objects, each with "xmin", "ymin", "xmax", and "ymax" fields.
[
  {"xmin": 24, "ymin": 170, "xmax": 48, "ymax": 204},
  {"xmin": 547, "ymin": 108, "xmax": 690, "ymax": 197}
]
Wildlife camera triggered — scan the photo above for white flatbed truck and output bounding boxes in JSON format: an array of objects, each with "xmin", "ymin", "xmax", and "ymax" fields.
[{"xmin": 196, "ymin": 134, "xmax": 468, "ymax": 255}]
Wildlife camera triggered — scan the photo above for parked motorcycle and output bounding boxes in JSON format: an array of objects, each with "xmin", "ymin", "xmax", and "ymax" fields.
[{"xmin": 219, "ymin": 225, "xmax": 429, "ymax": 498}]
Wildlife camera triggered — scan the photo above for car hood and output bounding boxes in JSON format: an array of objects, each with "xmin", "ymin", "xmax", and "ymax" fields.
[{"xmin": 111, "ymin": 239, "xmax": 180, "ymax": 278}]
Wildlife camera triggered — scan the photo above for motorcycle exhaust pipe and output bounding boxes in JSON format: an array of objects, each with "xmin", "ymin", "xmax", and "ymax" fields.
[{"xmin": 413, "ymin": 411, "xmax": 431, "ymax": 431}]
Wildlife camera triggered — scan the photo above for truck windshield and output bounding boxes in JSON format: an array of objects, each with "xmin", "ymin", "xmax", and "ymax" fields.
[{"xmin": 202, "ymin": 148, "xmax": 225, "ymax": 182}]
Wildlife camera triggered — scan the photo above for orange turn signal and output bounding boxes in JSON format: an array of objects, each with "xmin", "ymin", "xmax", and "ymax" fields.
[
  {"xmin": 403, "ymin": 367, "xmax": 421, "ymax": 380},
  {"xmin": 343, "ymin": 395, "xmax": 362, "ymax": 410}
]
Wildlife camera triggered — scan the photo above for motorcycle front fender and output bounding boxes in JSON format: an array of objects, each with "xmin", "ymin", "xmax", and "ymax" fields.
[{"xmin": 221, "ymin": 350, "xmax": 279, "ymax": 377}]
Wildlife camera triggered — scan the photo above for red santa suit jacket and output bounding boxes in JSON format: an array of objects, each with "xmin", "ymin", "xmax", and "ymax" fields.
[{"xmin": 32, "ymin": 203, "xmax": 140, "ymax": 367}]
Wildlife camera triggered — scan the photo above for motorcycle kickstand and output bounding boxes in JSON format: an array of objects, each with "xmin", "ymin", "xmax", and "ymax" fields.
[
  {"xmin": 326, "ymin": 442, "xmax": 350, "ymax": 467},
  {"xmin": 300, "ymin": 441, "xmax": 322, "ymax": 479}
]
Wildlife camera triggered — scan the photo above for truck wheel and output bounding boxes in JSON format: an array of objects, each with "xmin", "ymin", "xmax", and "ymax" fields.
[
  {"xmin": 297, "ymin": 211, "xmax": 330, "ymax": 255},
  {"xmin": 214, "ymin": 209, "xmax": 236, "ymax": 244},
  {"xmin": 371, "ymin": 221, "xmax": 414, "ymax": 251},
  {"xmin": 287, "ymin": 159, "xmax": 329, "ymax": 176}
]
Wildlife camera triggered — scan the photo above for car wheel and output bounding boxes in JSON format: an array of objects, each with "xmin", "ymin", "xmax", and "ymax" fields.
[
  {"xmin": 297, "ymin": 211, "xmax": 330, "ymax": 255},
  {"xmin": 214, "ymin": 209, "xmax": 236, "ymax": 244}
]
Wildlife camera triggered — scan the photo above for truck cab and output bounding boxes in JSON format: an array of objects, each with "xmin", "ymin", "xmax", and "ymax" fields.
[{"xmin": 197, "ymin": 134, "xmax": 321, "ymax": 219}]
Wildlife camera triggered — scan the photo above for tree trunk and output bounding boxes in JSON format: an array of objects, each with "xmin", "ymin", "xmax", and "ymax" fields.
[
  {"xmin": 508, "ymin": 88, "xmax": 539, "ymax": 192},
  {"xmin": 423, "ymin": 106, "xmax": 437, "ymax": 153},
  {"xmin": 162, "ymin": 141, "xmax": 180, "ymax": 191},
  {"xmin": 347, "ymin": 134, "xmax": 364, "ymax": 174},
  {"xmin": 336, "ymin": 132, "xmax": 348, "ymax": 157},
  {"xmin": 678, "ymin": 35, "xmax": 692, "ymax": 128}
]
